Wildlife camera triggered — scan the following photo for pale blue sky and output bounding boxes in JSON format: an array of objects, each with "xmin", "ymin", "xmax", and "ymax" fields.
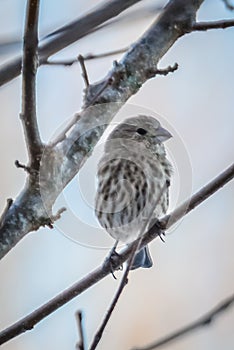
[{"xmin": 0, "ymin": 1, "xmax": 233, "ymax": 350}]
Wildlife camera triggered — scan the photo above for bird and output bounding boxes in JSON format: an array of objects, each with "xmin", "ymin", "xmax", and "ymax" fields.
[{"xmin": 95, "ymin": 115, "xmax": 172, "ymax": 270}]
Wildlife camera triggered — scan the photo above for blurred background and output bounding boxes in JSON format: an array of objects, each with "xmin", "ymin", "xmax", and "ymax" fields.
[{"xmin": 0, "ymin": 0, "xmax": 234, "ymax": 349}]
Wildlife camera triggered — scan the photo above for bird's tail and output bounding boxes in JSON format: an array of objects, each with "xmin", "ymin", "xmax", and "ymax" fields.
[{"xmin": 130, "ymin": 245, "xmax": 153, "ymax": 270}]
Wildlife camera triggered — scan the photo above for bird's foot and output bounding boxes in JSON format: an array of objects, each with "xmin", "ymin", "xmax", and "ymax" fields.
[
  {"xmin": 104, "ymin": 249, "xmax": 123, "ymax": 279},
  {"xmin": 158, "ymin": 230, "xmax": 166, "ymax": 242},
  {"xmin": 149, "ymin": 218, "xmax": 166, "ymax": 242}
]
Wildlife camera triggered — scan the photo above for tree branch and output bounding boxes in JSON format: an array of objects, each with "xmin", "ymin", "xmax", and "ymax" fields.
[
  {"xmin": 192, "ymin": 19, "xmax": 234, "ymax": 31},
  {"xmin": 222, "ymin": 0, "xmax": 234, "ymax": 11},
  {"xmin": 45, "ymin": 0, "xmax": 142, "ymax": 39},
  {"xmin": 0, "ymin": 0, "xmax": 142, "ymax": 87},
  {"xmin": 89, "ymin": 261, "xmax": 130, "ymax": 350},
  {"xmin": 0, "ymin": 162, "xmax": 233, "ymax": 346},
  {"xmin": 21, "ymin": 0, "xmax": 43, "ymax": 170},
  {"xmin": 147, "ymin": 63, "xmax": 179, "ymax": 78},
  {"xmin": 44, "ymin": 47, "xmax": 129, "ymax": 66},
  {"xmin": 132, "ymin": 293, "xmax": 234, "ymax": 350},
  {"xmin": 0, "ymin": 199, "xmax": 13, "ymax": 228},
  {"xmin": 75, "ymin": 311, "xmax": 86, "ymax": 350},
  {"xmin": 0, "ymin": 0, "xmax": 204, "ymax": 260},
  {"xmin": 78, "ymin": 55, "xmax": 90, "ymax": 88},
  {"xmin": 160, "ymin": 162, "xmax": 234, "ymax": 230}
]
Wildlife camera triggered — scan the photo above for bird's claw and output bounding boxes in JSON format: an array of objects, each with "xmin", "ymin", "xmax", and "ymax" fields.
[
  {"xmin": 104, "ymin": 250, "xmax": 123, "ymax": 279},
  {"xmin": 158, "ymin": 231, "xmax": 166, "ymax": 242}
]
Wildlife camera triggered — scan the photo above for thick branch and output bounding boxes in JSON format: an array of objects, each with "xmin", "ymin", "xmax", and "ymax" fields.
[
  {"xmin": 0, "ymin": 0, "xmax": 142, "ymax": 87},
  {"xmin": 0, "ymin": 163, "xmax": 233, "ymax": 346},
  {"xmin": 0, "ymin": 0, "xmax": 204, "ymax": 260},
  {"xmin": 21, "ymin": 0, "xmax": 42, "ymax": 168}
]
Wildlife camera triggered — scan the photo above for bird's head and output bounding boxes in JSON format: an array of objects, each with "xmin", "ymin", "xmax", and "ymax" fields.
[{"xmin": 106, "ymin": 115, "xmax": 172, "ymax": 150}]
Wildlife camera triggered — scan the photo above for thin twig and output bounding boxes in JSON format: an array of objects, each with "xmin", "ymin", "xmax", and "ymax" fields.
[
  {"xmin": 192, "ymin": 19, "xmax": 234, "ymax": 31},
  {"xmin": 45, "ymin": 47, "xmax": 129, "ymax": 66},
  {"xmin": 0, "ymin": 199, "xmax": 13, "ymax": 229},
  {"xmin": 49, "ymin": 207, "xmax": 67, "ymax": 228},
  {"xmin": 222, "ymin": 0, "xmax": 234, "ymax": 10},
  {"xmin": 89, "ymin": 266, "xmax": 129, "ymax": 350},
  {"xmin": 155, "ymin": 63, "xmax": 179, "ymax": 76},
  {"xmin": 75, "ymin": 311, "xmax": 86, "ymax": 350},
  {"xmin": 147, "ymin": 63, "xmax": 179, "ymax": 78},
  {"xmin": 132, "ymin": 293, "xmax": 234, "ymax": 350},
  {"xmin": 20, "ymin": 0, "xmax": 42, "ymax": 170},
  {"xmin": 0, "ymin": 163, "xmax": 233, "ymax": 346},
  {"xmin": 44, "ymin": 58, "xmax": 76, "ymax": 66},
  {"xmin": 15, "ymin": 160, "xmax": 31, "ymax": 174},
  {"xmin": 89, "ymin": 184, "xmax": 167, "ymax": 350},
  {"xmin": 83, "ymin": 47, "xmax": 129, "ymax": 61},
  {"xmin": 78, "ymin": 55, "xmax": 89, "ymax": 88}
]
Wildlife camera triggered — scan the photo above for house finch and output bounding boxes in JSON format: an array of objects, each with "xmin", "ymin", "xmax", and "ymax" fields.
[{"xmin": 95, "ymin": 115, "xmax": 172, "ymax": 270}]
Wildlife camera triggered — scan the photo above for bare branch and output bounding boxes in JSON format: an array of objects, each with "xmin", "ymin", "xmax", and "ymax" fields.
[
  {"xmin": 160, "ymin": 162, "xmax": 234, "ymax": 230},
  {"xmin": 0, "ymin": 162, "xmax": 233, "ymax": 346},
  {"xmin": 43, "ymin": 58, "xmax": 76, "ymax": 67},
  {"xmin": 0, "ymin": 0, "xmax": 142, "ymax": 87},
  {"xmin": 147, "ymin": 63, "xmax": 179, "ymax": 78},
  {"xmin": 44, "ymin": 47, "xmax": 129, "ymax": 66},
  {"xmin": 0, "ymin": 0, "xmax": 205, "ymax": 260},
  {"xmin": 192, "ymin": 19, "xmax": 234, "ymax": 31},
  {"xmin": 21, "ymin": 0, "xmax": 43, "ymax": 170},
  {"xmin": 132, "ymin": 293, "xmax": 234, "ymax": 350},
  {"xmin": 89, "ymin": 264, "xmax": 129, "ymax": 350},
  {"xmin": 222, "ymin": 0, "xmax": 234, "ymax": 10},
  {"xmin": 15, "ymin": 160, "xmax": 31, "ymax": 174},
  {"xmin": 0, "ymin": 199, "xmax": 13, "ymax": 229},
  {"xmin": 75, "ymin": 311, "xmax": 86, "ymax": 350},
  {"xmin": 78, "ymin": 55, "xmax": 90, "ymax": 88},
  {"xmin": 2, "ymin": 1, "xmax": 233, "ymax": 87},
  {"xmin": 49, "ymin": 207, "xmax": 66, "ymax": 228},
  {"xmin": 83, "ymin": 47, "xmax": 129, "ymax": 61}
]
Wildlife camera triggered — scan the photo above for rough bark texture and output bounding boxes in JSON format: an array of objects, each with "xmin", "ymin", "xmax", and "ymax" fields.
[{"xmin": 0, "ymin": 0, "xmax": 204, "ymax": 259}]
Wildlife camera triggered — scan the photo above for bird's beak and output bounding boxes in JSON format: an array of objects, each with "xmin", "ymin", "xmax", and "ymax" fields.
[{"xmin": 156, "ymin": 126, "xmax": 172, "ymax": 142}]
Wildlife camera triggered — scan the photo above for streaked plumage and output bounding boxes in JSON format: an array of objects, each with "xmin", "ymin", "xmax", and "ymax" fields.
[{"xmin": 95, "ymin": 115, "xmax": 172, "ymax": 269}]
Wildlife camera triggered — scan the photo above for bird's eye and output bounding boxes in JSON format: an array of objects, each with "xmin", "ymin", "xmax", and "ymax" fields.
[{"xmin": 136, "ymin": 128, "xmax": 147, "ymax": 135}]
